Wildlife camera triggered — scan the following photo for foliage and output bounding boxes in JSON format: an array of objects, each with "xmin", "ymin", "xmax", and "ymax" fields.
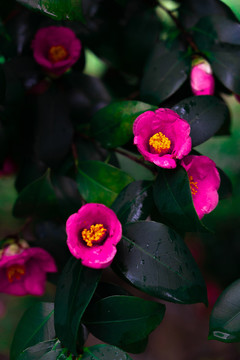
[{"xmin": 0, "ymin": 0, "xmax": 239, "ymax": 358}]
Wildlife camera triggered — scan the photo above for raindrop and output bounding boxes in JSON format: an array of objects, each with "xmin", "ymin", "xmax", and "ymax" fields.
[{"xmin": 140, "ymin": 259, "xmax": 145, "ymax": 265}]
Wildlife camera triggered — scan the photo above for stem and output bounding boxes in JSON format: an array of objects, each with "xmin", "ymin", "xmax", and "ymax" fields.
[
  {"xmin": 158, "ymin": 2, "xmax": 199, "ymax": 53},
  {"xmin": 115, "ymin": 148, "xmax": 157, "ymax": 175}
]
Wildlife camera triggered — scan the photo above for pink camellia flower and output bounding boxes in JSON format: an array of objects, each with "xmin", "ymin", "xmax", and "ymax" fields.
[
  {"xmin": 180, "ymin": 155, "xmax": 220, "ymax": 219},
  {"xmin": 32, "ymin": 26, "xmax": 82, "ymax": 76},
  {"xmin": 0, "ymin": 241, "xmax": 57, "ymax": 296},
  {"xmin": 133, "ymin": 108, "xmax": 192, "ymax": 168},
  {"xmin": 66, "ymin": 203, "xmax": 122, "ymax": 269},
  {"xmin": 190, "ymin": 58, "xmax": 215, "ymax": 96}
]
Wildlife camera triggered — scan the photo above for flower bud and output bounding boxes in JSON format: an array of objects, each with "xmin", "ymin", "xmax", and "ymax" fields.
[{"xmin": 190, "ymin": 58, "xmax": 215, "ymax": 96}]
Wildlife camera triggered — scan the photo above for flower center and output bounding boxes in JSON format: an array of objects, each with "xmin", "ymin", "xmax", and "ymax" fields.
[
  {"xmin": 149, "ymin": 132, "xmax": 171, "ymax": 154},
  {"xmin": 189, "ymin": 175, "xmax": 198, "ymax": 195},
  {"xmin": 48, "ymin": 45, "xmax": 68, "ymax": 63},
  {"xmin": 82, "ymin": 224, "xmax": 107, "ymax": 247},
  {"xmin": 7, "ymin": 264, "xmax": 26, "ymax": 283}
]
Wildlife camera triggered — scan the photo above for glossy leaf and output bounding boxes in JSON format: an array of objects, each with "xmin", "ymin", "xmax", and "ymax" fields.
[
  {"xmin": 209, "ymin": 279, "xmax": 240, "ymax": 342},
  {"xmin": 209, "ymin": 43, "xmax": 240, "ymax": 94},
  {"xmin": 13, "ymin": 169, "xmax": 57, "ymax": 219},
  {"xmin": 172, "ymin": 95, "xmax": 230, "ymax": 147},
  {"xmin": 17, "ymin": 0, "xmax": 85, "ymax": 22},
  {"xmin": 178, "ymin": 0, "xmax": 237, "ymax": 28},
  {"xmin": 115, "ymin": 151, "xmax": 154, "ymax": 181},
  {"xmin": 111, "ymin": 180, "xmax": 153, "ymax": 224},
  {"xmin": 77, "ymin": 161, "xmax": 134, "ymax": 206},
  {"xmin": 10, "ymin": 302, "xmax": 55, "ymax": 360},
  {"xmin": 192, "ymin": 15, "xmax": 240, "ymax": 50},
  {"xmin": 16, "ymin": 340, "xmax": 63, "ymax": 360},
  {"xmin": 83, "ymin": 295, "xmax": 165, "ymax": 351},
  {"xmin": 113, "ymin": 221, "xmax": 207, "ymax": 304},
  {"xmin": 153, "ymin": 167, "xmax": 208, "ymax": 233},
  {"xmin": 140, "ymin": 40, "xmax": 191, "ymax": 105},
  {"xmin": 82, "ymin": 344, "xmax": 132, "ymax": 360},
  {"xmin": 54, "ymin": 257, "xmax": 102, "ymax": 355},
  {"xmin": 218, "ymin": 167, "xmax": 232, "ymax": 200},
  {"xmin": 91, "ymin": 101, "xmax": 157, "ymax": 148}
]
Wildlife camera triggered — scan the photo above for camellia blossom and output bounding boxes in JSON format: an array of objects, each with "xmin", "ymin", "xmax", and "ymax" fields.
[
  {"xmin": 181, "ymin": 155, "xmax": 220, "ymax": 220},
  {"xmin": 133, "ymin": 108, "xmax": 192, "ymax": 168},
  {"xmin": 66, "ymin": 203, "xmax": 122, "ymax": 269},
  {"xmin": 190, "ymin": 58, "xmax": 215, "ymax": 96},
  {"xmin": 32, "ymin": 26, "xmax": 82, "ymax": 76},
  {"xmin": 0, "ymin": 241, "xmax": 57, "ymax": 296}
]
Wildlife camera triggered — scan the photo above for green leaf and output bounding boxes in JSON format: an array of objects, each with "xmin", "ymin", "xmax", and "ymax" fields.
[
  {"xmin": 179, "ymin": 0, "xmax": 237, "ymax": 28},
  {"xmin": 76, "ymin": 161, "xmax": 134, "ymax": 207},
  {"xmin": 153, "ymin": 167, "xmax": 208, "ymax": 233},
  {"xmin": 192, "ymin": 15, "xmax": 240, "ymax": 49},
  {"xmin": 113, "ymin": 221, "xmax": 207, "ymax": 304},
  {"xmin": 91, "ymin": 101, "xmax": 157, "ymax": 149},
  {"xmin": 82, "ymin": 344, "xmax": 132, "ymax": 360},
  {"xmin": 83, "ymin": 295, "xmax": 165, "ymax": 351},
  {"xmin": 13, "ymin": 169, "xmax": 57, "ymax": 219},
  {"xmin": 140, "ymin": 40, "xmax": 191, "ymax": 105},
  {"xmin": 111, "ymin": 180, "xmax": 153, "ymax": 224},
  {"xmin": 218, "ymin": 167, "xmax": 232, "ymax": 200},
  {"xmin": 16, "ymin": 340, "xmax": 63, "ymax": 360},
  {"xmin": 209, "ymin": 279, "xmax": 240, "ymax": 342},
  {"xmin": 10, "ymin": 302, "xmax": 55, "ymax": 360},
  {"xmin": 172, "ymin": 95, "xmax": 230, "ymax": 147},
  {"xmin": 54, "ymin": 257, "xmax": 102, "ymax": 355},
  {"xmin": 115, "ymin": 151, "xmax": 154, "ymax": 181},
  {"xmin": 209, "ymin": 43, "xmax": 240, "ymax": 93},
  {"xmin": 16, "ymin": 0, "xmax": 85, "ymax": 22}
]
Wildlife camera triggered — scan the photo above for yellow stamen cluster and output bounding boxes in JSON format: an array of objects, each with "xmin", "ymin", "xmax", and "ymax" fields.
[
  {"xmin": 7, "ymin": 264, "xmax": 26, "ymax": 283},
  {"xmin": 149, "ymin": 132, "xmax": 171, "ymax": 154},
  {"xmin": 189, "ymin": 175, "xmax": 198, "ymax": 195},
  {"xmin": 48, "ymin": 45, "xmax": 68, "ymax": 63},
  {"xmin": 82, "ymin": 224, "xmax": 107, "ymax": 247}
]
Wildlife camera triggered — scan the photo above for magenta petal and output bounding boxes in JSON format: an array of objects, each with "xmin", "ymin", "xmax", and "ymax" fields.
[
  {"xmin": 181, "ymin": 155, "xmax": 220, "ymax": 219},
  {"xmin": 66, "ymin": 203, "xmax": 122, "ymax": 269},
  {"xmin": 133, "ymin": 108, "xmax": 192, "ymax": 168},
  {"xmin": 32, "ymin": 26, "xmax": 82, "ymax": 76},
  {"xmin": 0, "ymin": 246, "xmax": 57, "ymax": 296},
  {"xmin": 190, "ymin": 61, "xmax": 215, "ymax": 96}
]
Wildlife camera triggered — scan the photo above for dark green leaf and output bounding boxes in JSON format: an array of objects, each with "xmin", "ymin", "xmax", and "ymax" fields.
[
  {"xmin": 218, "ymin": 167, "xmax": 232, "ymax": 200},
  {"xmin": 192, "ymin": 15, "xmax": 240, "ymax": 50},
  {"xmin": 113, "ymin": 221, "xmax": 207, "ymax": 304},
  {"xmin": 115, "ymin": 151, "xmax": 154, "ymax": 181},
  {"xmin": 83, "ymin": 295, "xmax": 165, "ymax": 351},
  {"xmin": 82, "ymin": 344, "xmax": 132, "ymax": 360},
  {"xmin": 209, "ymin": 43, "xmax": 240, "ymax": 93},
  {"xmin": 140, "ymin": 40, "xmax": 191, "ymax": 105},
  {"xmin": 16, "ymin": 340, "xmax": 63, "ymax": 360},
  {"xmin": 172, "ymin": 95, "xmax": 230, "ymax": 147},
  {"xmin": 111, "ymin": 180, "xmax": 153, "ymax": 224},
  {"xmin": 153, "ymin": 167, "xmax": 208, "ymax": 233},
  {"xmin": 77, "ymin": 161, "xmax": 134, "ymax": 206},
  {"xmin": 13, "ymin": 169, "xmax": 57, "ymax": 219},
  {"xmin": 52, "ymin": 176, "xmax": 82, "ymax": 221},
  {"xmin": 10, "ymin": 302, "xmax": 55, "ymax": 360},
  {"xmin": 209, "ymin": 279, "xmax": 240, "ymax": 342},
  {"xmin": 91, "ymin": 101, "xmax": 157, "ymax": 149},
  {"xmin": 17, "ymin": 0, "xmax": 85, "ymax": 22},
  {"xmin": 120, "ymin": 337, "xmax": 148, "ymax": 354},
  {"xmin": 54, "ymin": 257, "xmax": 102, "ymax": 355},
  {"xmin": 179, "ymin": 0, "xmax": 237, "ymax": 28}
]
